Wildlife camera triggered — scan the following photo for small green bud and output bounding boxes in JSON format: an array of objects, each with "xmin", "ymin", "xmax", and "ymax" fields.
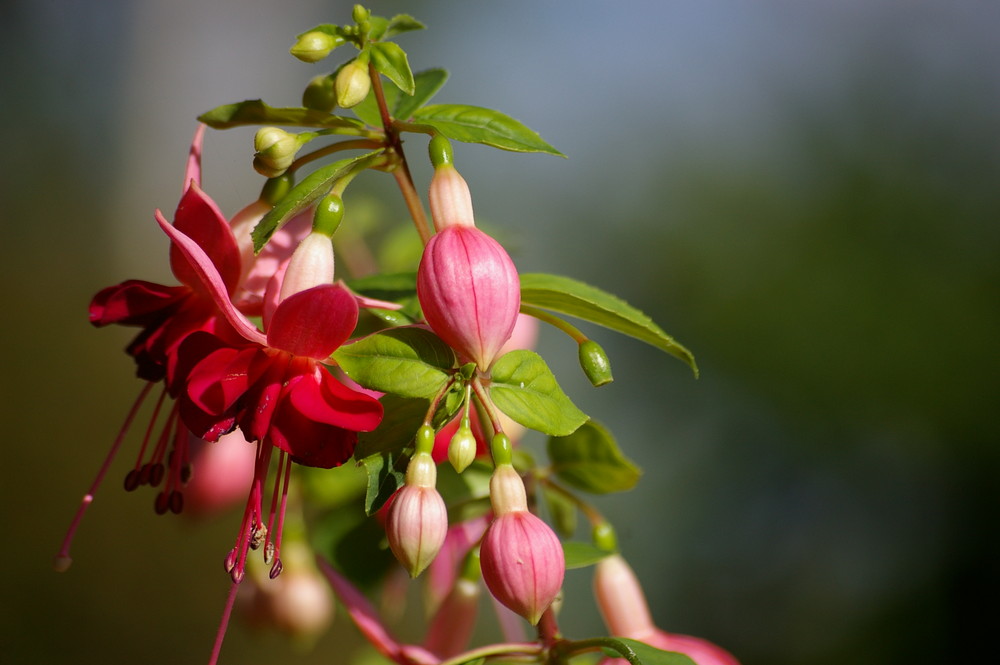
[
  {"xmin": 290, "ymin": 31, "xmax": 339, "ymax": 63},
  {"xmin": 428, "ymin": 135, "xmax": 454, "ymax": 169},
  {"xmin": 490, "ymin": 432, "xmax": 512, "ymax": 467},
  {"xmin": 578, "ymin": 340, "xmax": 614, "ymax": 387},
  {"xmin": 335, "ymin": 59, "xmax": 371, "ymax": 109},
  {"xmin": 448, "ymin": 420, "xmax": 477, "ymax": 473},
  {"xmin": 312, "ymin": 193, "xmax": 344, "ymax": 237},
  {"xmin": 414, "ymin": 424, "xmax": 436, "ymax": 456},
  {"xmin": 260, "ymin": 173, "xmax": 294, "ymax": 206},
  {"xmin": 352, "ymin": 5, "xmax": 371, "ymax": 23},
  {"xmin": 592, "ymin": 521, "xmax": 618, "ymax": 553},
  {"xmin": 302, "ymin": 74, "xmax": 337, "ymax": 112},
  {"xmin": 253, "ymin": 127, "xmax": 300, "ymax": 178}
]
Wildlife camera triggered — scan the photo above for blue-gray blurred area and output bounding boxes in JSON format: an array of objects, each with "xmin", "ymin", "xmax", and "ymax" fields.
[{"xmin": 2, "ymin": 1, "xmax": 998, "ymax": 664}]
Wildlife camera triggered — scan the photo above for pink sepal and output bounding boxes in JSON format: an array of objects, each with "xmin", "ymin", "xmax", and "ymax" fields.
[
  {"xmin": 169, "ymin": 183, "xmax": 242, "ymax": 296},
  {"xmin": 267, "ymin": 284, "xmax": 358, "ymax": 360}
]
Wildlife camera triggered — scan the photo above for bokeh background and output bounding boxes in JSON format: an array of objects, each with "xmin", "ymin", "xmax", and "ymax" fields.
[{"xmin": 2, "ymin": 1, "xmax": 998, "ymax": 664}]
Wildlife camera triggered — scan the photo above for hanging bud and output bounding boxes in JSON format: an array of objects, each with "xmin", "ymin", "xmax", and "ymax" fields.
[
  {"xmin": 279, "ymin": 232, "xmax": 335, "ymax": 304},
  {"xmin": 447, "ymin": 419, "xmax": 477, "ymax": 472},
  {"xmin": 253, "ymin": 127, "xmax": 301, "ymax": 178},
  {"xmin": 335, "ymin": 58, "xmax": 371, "ymax": 109},
  {"xmin": 578, "ymin": 339, "xmax": 614, "ymax": 386},
  {"xmin": 479, "ymin": 464, "xmax": 564, "ymax": 625},
  {"xmin": 290, "ymin": 31, "xmax": 342, "ymax": 63},
  {"xmin": 385, "ymin": 452, "xmax": 448, "ymax": 578},
  {"xmin": 303, "ymin": 73, "xmax": 337, "ymax": 112}
]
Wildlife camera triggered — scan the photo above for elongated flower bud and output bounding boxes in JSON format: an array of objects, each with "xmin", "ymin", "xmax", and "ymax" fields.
[
  {"xmin": 428, "ymin": 165, "xmax": 475, "ymax": 232},
  {"xmin": 479, "ymin": 464, "xmax": 564, "ymax": 625},
  {"xmin": 385, "ymin": 453, "xmax": 448, "ymax": 578},
  {"xmin": 417, "ymin": 226, "xmax": 520, "ymax": 369},
  {"xmin": 335, "ymin": 59, "xmax": 371, "ymax": 109},
  {"xmin": 279, "ymin": 231, "xmax": 335, "ymax": 304}
]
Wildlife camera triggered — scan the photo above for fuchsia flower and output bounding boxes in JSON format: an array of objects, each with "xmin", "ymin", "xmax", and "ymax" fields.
[
  {"xmin": 480, "ymin": 464, "xmax": 565, "ymax": 625},
  {"xmin": 417, "ymin": 163, "xmax": 520, "ymax": 370},
  {"xmin": 594, "ymin": 554, "xmax": 740, "ymax": 665},
  {"xmin": 385, "ymin": 452, "xmax": 449, "ymax": 578}
]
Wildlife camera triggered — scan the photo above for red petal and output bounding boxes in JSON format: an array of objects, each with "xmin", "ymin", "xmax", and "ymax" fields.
[
  {"xmin": 89, "ymin": 280, "xmax": 189, "ymax": 327},
  {"xmin": 169, "ymin": 183, "xmax": 242, "ymax": 295},
  {"xmin": 287, "ymin": 367, "xmax": 383, "ymax": 432},
  {"xmin": 267, "ymin": 284, "xmax": 359, "ymax": 359}
]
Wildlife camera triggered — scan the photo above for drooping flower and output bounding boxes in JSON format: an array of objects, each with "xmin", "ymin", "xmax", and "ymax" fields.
[
  {"xmin": 594, "ymin": 554, "xmax": 740, "ymax": 665},
  {"xmin": 417, "ymin": 162, "xmax": 520, "ymax": 370},
  {"xmin": 479, "ymin": 464, "xmax": 565, "ymax": 625},
  {"xmin": 385, "ymin": 452, "xmax": 449, "ymax": 578}
]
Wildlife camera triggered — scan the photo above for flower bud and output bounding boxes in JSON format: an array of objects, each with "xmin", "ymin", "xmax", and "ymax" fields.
[
  {"xmin": 303, "ymin": 73, "xmax": 337, "ymax": 112},
  {"xmin": 417, "ymin": 225, "xmax": 520, "ymax": 369},
  {"xmin": 335, "ymin": 59, "xmax": 371, "ymax": 109},
  {"xmin": 578, "ymin": 339, "xmax": 614, "ymax": 386},
  {"xmin": 479, "ymin": 464, "xmax": 564, "ymax": 624},
  {"xmin": 253, "ymin": 127, "xmax": 301, "ymax": 178},
  {"xmin": 385, "ymin": 453, "xmax": 448, "ymax": 578},
  {"xmin": 447, "ymin": 419, "xmax": 477, "ymax": 472},
  {"xmin": 279, "ymin": 231, "xmax": 335, "ymax": 303},
  {"xmin": 428, "ymin": 165, "xmax": 474, "ymax": 232},
  {"xmin": 290, "ymin": 31, "xmax": 341, "ymax": 63}
]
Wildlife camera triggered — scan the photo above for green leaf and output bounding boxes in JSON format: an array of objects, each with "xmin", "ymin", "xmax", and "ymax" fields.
[
  {"xmin": 350, "ymin": 84, "xmax": 388, "ymax": 127},
  {"xmin": 333, "ymin": 327, "xmax": 456, "ymax": 399},
  {"xmin": 252, "ymin": 150, "xmax": 382, "ymax": 251},
  {"xmin": 394, "ymin": 68, "xmax": 448, "ymax": 120},
  {"xmin": 370, "ymin": 42, "xmax": 415, "ymax": 95},
  {"xmin": 384, "ymin": 14, "xmax": 426, "ymax": 39},
  {"xmin": 359, "ymin": 449, "xmax": 408, "ymax": 515},
  {"xmin": 547, "ymin": 420, "xmax": 641, "ymax": 494},
  {"xmin": 356, "ymin": 394, "xmax": 427, "ymax": 458},
  {"xmin": 543, "ymin": 485, "xmax": 577, "ymax": 537},
  {"xmin": 436, "ymin": 460, "xmax": 493, "ymax": 522},
  {"xmin": 346, "ymin": 271, "xmax": 417, "ymax": 301},
  {"xmin": 562, "ymin": 541, "xmax": 612, "ymax": 569},
  {"xmin": 604, "ymin": 639, "xmax": 698, "ymax": 665},
  {"xmin": 197, "ymin": 99, "xmax": 366, "ymax": 130},
  {"xmin": 520, "ymin": 273, "xmax": 698, "ymax": 377},
  {"xmin": 489, "ymin": 350, "xmax": 588, "ymax": 436},
  {"xmin": 313, "ymin": 503, "xmax": 396, "ymax": 589},
  {"xmin": 365, "ymin": 16, "xmax": 390, "ymax": 42},
  {"xmin": 411, "ymin": 104, "xmax": 564, "ymax": 156}
]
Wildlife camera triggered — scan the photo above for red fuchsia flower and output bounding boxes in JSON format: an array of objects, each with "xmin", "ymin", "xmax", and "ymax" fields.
[
  {"xmin": 480, "ymin": 464, "xmax": 565, "ymax": 625},
  {"xmin": 159, "ymin": 206, "xmax": 384, "ymax": 583},
  {"xmin": 417, "ymin": 162, "xmax": 520, "ymax": 370},
  {"xmin": 594, "ymin": 554, "xmax": 740, "ymax": 665}
]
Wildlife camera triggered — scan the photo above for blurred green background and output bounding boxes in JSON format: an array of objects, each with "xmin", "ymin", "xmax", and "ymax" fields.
[{"xmin": 2, "ymin": 1, "xmax": 998, "ymax": 664}]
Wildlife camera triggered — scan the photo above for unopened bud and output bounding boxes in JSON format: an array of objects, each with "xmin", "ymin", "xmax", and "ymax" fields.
[
  {"xmin": 428, "ymin": 165, "xmax": 474, "ymax": 231},
  {"xmin": 386, "ymin": 453, "xmax": 448, "ymax": 577},
  {"xmin": 253, "ymin": 127, "xmax": 301, "ymax": 178},
  {"xmin": 279, "ymin": 231, "xmax": 335, "ymax": 303},
  {"xmin": 447, "ymin": 420, "xmax": 477, "ymax": 472},
  {"xmin": 290, "ymin": 31, "xmax": 340, "ymax": 63},
  {"xmin": 352, "ymin": 5, "xmax": 371, "ymax": 23},
  {"xmin": 335, "ymin": 59, "xmax": 371, "ymax": 109},
  {"xmin": 579, "ymin": 340, "xmax": 614, "ymax": 386},
  {"xmin": 303, "ymin": 73, "xmax": 337, "ymax": 112},
  {"xmin": 480, "ymin": 466, "xmax": 565, "ymax": 625}
]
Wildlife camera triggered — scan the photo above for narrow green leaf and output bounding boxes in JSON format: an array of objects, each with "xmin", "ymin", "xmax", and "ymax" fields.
[
  {"xmin": 548, "ymin": 420, "xmax": 641, "ymax": 494},
  {"xmin": 360, "ymin": 449, "xmax": 408, "ymax": 515},
  {"xmin": 562, "ymin": 541, "xmax": 612, "ymax": 569},
  {"xmin": 333, "ymin": 327, "xmax": 456, "ymax": 399},
  {"xmin": 197, "ymin": 99, "xmax": 366, "ymax": 130},
  {"xmin": 520, "ymin": 273, "xmax": 698, "ymax": 377},
  {"xmin": 252, "ymin": 150, "xmax": 382, "ymax": 251},
  {"xmin": 393, "ymin": 68, "xmax": 448, "ymax": 120},
  {"xmin": 384, "ymin": 14, "xmax": 426, "ymax": 38},
  {"xmin": 489, "ymin": 350, "xmax": 587, "ymax": 436},
  {"xmin": 370, "ymin": 42, "xmax": 415, "ymax": 95},
  {"xmin": 365, "ymin": 16, "xmax": 390, "ymax": 41},
  {"xmin": 356, "ymin": 394, "xmax": 427, "ymax": 458},
  {"xmin": 411, "ymin": 104, "xmax": 564, "ymax": 156},
  {"xmin": 605, "ymin": 639, "xmax": 698, "ymax": 665}
]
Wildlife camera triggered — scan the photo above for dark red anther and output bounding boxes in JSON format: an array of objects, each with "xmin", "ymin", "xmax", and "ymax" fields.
[
  {"xmin": 123, "ymin": 469, "xmax": 141, "ymax": 492},
  {"xmin": 224, "ymin": 548, "xmax": 237, "ymax": 573},
  {"xmin": 168, "ymin": 490, "xmax": 184, "ymax": 514},
  {"xmin": 153, "ymin": 491, "xmax": 170, "ymax": 515},
  {"xmin": 138, "ymin": 463, "xmax": 153, "ymax": 485},
  {"xmin": 148, "ymin": 463, "xmax": 165, "ymax": 487},
  {"xmin": 269, "ymin": 558, "xmax": 283, "ymax": 579},
  {"xmin": 180, "ymin": 464, "xmax": 192, "ymax": 485},
  {"xmin": 231, "ymin": 567, "xmax": 245, "ymax": 584}
]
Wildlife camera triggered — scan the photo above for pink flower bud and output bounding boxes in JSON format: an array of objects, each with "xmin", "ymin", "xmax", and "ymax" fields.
[
  {"xmin": 279, "ymin": 231, "xmax": 335, "ymax": 303},
  {"xmin": 594, "ymin": 554, "xmax": 741, "ymax": 665},
  {"xmin": 428, "ymin": 166, "xmax": 475, "ymax": 232},
  {"xmin": 480, "ymin": 465, "xmax": 565, "ymax": 625},
  {"xmin": 417, "ymin": 225, "xmax": 520, "ymax": 369},
  {"xmin": 385, "ymin": 453, "xmax": 448, "ymax": 578}
]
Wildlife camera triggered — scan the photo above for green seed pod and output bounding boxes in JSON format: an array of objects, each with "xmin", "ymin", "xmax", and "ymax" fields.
[
  {"xmin": 302, "ymin": 73, "xmax": 337, "ymax": 112},
  {"xmin": 578, "ymin": 340, "xmax": 614, "ymax": 387}
]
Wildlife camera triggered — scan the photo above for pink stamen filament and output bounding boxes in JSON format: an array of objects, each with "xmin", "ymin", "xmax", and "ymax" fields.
[
  {"xmin": 54, "ymin": 382, "xmax": 154, "ymax": 571},
  {"xmin": 207, "ymin": 580, "xmax": 241, "ymax": 665},
  {"xmin": 269, "ymin": 453, "xmax": 293, "ymax": 578},
  {"xmin": 131, "ymin": 386, "xmax": 169, "ymax": 472}
]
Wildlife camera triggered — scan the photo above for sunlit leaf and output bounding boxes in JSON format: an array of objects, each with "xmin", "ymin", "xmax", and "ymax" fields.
[
  {"xmin": 333, "ymin": 327, "xmax": 456, "ymax": 399},
  {"xmin": 370, "ymin": 42, "xmax": 415, "ymax": 95},
  {"xmin": 548, "ymin": 420, "xmax": 641, "ymax": 494},
  {"xmin": 489, "ymin": 350, "xmax": 587, "ymax": 436},
  {"xmin": 198, "ymin": 99, "xmax": 366, "ymax": 130},
  {"xmin": 411, "ymin": 104, "xmax": 564, "ymax": 156}
]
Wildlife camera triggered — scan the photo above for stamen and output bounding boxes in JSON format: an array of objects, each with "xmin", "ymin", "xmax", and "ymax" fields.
[
  {"xmin": 207, "ymin": 579, "xmax": 241, "ymax": 665},
  {"xmin": 168, "ymin": 490, "xmax": 184, "ymax": 514},
  {"xmin": 54, "ymin": 382, "xmax": 154, "ymax": 571},
  {"xmin": 130, "ymin": 386, "xmax": 169, "ymax": 474},
  {"xmin": 154, "ymin": 491, "xmax": 170, "ymax": 515}
]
